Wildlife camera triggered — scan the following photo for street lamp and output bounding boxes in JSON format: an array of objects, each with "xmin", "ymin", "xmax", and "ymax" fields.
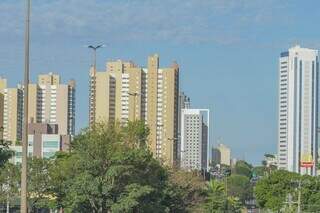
[
  {"xmin": 21, "ymin": 0, "xmax": 31, "ymax": 212},
  {"xmin": 127, "ymin": 92, "xmax": 140, "ymax": 121},
  {"xmin": 87, "ymin": 44, "xmax": 105, "ymax": 72},
  {"xmin": 87, "ymin": 44, "xmax": 104, "ymax": 127}
]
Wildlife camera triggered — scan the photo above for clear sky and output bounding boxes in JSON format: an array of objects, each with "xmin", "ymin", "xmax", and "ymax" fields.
[{"xmin": 1, "ymin": 0, "xmax": 319, "ymax": 164}]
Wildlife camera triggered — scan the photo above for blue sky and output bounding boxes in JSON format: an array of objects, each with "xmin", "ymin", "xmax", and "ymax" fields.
[{"xmin": 1, "ymin": 0, "xmax": 320, "ymax": 164}]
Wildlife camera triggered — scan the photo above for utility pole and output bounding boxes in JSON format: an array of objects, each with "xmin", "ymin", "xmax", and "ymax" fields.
[
  {"xmin": 87, "ymin": 44, "xmax": 104, "ymax": 127},
  {"xmin": 21, "ymin": 0, "xmax": 31, "ymax": 212},
  {"xmin": 297, "ymin": 180, "xmax": 301, "ymax": 213}
]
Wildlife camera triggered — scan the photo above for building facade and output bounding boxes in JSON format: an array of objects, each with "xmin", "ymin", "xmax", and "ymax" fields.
[
  {"xmin": 28, "ymin": 73, "xmax": 76, "ymax": 136},
  {"xmin": 89, "ymin": 54, "xmax": 179, "ymax": 165},
  {"xmin": 177, "ymin": 92, "xmax": 191, "ymax": 166},
  {"xmin": 0, "ymin": 77, "xmax": 24, "ymax": 144},
  {"xmin": 214, "ymin": 143, "xmax": 231, "ymax": 166},
  {"xmin": 180, "ymin": 109, "xmax": 210, "ymax": 171},
  {"xmin": 278, "ymin": 45, "xmax": 319, "ymax": 176},
  {"xmin": 11, "ymin": 123, "xmax": 70, "ymax": 164}
]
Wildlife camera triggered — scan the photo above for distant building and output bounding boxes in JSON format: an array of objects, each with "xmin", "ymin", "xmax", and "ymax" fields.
[
  {"xmin": 89, "ymin": 55, "xmax": 179, "ymax": 166},
  {"xmin": 212, "ymin": 148, "xmax": 221, "ymax": 165},
  {"xmin": 0, "ymin": 73, "xmax": 76, "ymax": 144},
  {"xmin": 180, "ymin": 109, "xmax": 210, "ymax": 171},
  {"xmin": 28, "ymin": 73, "xmax": 76, "ymax": 136},
  {"xmin": 213, "ymin": 143, "xmax": 231, "ymax": 166},
  {"xmin": 10, "ymin": 123, "xmax": 70, "ymax": 164},
  {"xmin": 177, "ymin": 92, "xmax": 191, "ymax": 166},
  {"xmin": 278, "ymin": 45, "xmax": 318, "ymax": 176},
  {"xmin": 0, "ymin": 77, "xmax": 24, "ymax": 143},
  {"xmin": 231, "ymin": 158, "xmax": 237, "ymax": 168}
]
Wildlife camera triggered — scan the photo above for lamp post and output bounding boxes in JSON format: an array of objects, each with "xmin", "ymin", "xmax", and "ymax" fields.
[
  {"xmin": 127, "ymin": 92, "xmax": 140, "ymax": 121},
  {"xmin": 87, "ymin": 44, "xmax": 104, "ymax": 127},
  {"xmin": 87, "ymin": 45, "xmax": 104, "ymax": 72},
  {"xmin": 21, "ymin": 0, "xmax": 31, "ymax": 212}
]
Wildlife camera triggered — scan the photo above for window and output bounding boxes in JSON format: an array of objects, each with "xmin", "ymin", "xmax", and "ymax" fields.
[{"xmin": 43, "ymin": 141, "xmax": 59, "ymax": 148}]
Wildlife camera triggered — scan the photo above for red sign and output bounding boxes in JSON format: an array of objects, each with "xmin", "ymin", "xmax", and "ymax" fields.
[{"xmin": 300, "ymin": 161, "xmax": 314, "ymax": 168}]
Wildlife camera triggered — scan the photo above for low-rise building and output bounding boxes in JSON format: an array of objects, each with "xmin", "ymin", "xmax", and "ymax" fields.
[{"xmin": 10, "ymin": 123, "xmax": 70, "ymax": 164}]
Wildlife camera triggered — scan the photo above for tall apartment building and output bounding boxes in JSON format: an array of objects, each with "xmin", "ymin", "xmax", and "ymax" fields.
[
  {"xmin": 0, "ymin": 73, "xmax": 75, "ymax": 144},
  {"xmin": 278, "ymin": 45, "xmax": 319, "ymax": 176},
  {"xmin": 177, "ymin": 92, "xmax": 191, "ymax": 166},
  {"xmin": 28, "ymin": 73, "xmax": 76, "ymax": 136},
  {"xmin": 0, "ymin": 77, "xmax": 23, "ymax": 143},
  {"xmin": 213, "ymin": 143, "xmax": 231, "ymax": 166},
  {"xmin": 180, "ymin": 109, "xmax": 210, "ymax": 171},
  {"xmin": 89, "ymin": 54, "xmax": 179, "ymax": 165}
]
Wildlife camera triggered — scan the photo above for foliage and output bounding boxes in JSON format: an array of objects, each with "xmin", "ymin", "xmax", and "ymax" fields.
[
  {"xmin": 232, "ymin": 160, "xmax": 252, "ymax": 178},
  {"xmin": 48, "ymin": 122, "xmax": 175, "ymax": 212},
  {"xmin": 227, "ymin": 174, "xmax": 252, "ymax": 203},
  {"xmin": 252, "ymin": 166, "xmax": 266, "ymax": 177},
  {"xmin": 0, "ymin": 140, "xmax": 13, "ymax": 168},
  {"xmin": 27, "ymin": 157, "xmax": 55, "ymax": 211},
  {"xmin": 0, "ymin": 162, "xmax": 20, "ymax": 206},
  {"xmin": 203, "ymin": 179, "xmax": 242, "ymax": 213},
  {"xmin": 254, "ymin": 170, "xmax": 300, "ymax": 212},
  {"xmin": 165, "ymin": 169, "xmax": 206, "ymax": 212}
]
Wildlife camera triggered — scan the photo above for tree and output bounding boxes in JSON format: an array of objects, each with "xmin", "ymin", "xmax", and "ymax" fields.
[
  {"xmin": 227, "ymin": 174, "xmax": 252, "ymax": 203},
  {"xmin": 232, "ymin": 160, "xmax": 252, "ymax": 178},
  {"xmin": 164, "ymin": 169, "xmax": 206, "ymax": 212},
  {"xmin": 203, "ymin": 179, "xmax": 225, "ymax": 212},
  {"xmin": 27, "ymin": 157, "xmax": 55, "ymax": 211},
  {"xmin": 254, "ymin": 170, "xmax": 300, "ymax": 212},
  {"xmin": 0, "ymin": 162, "xmax": 20, "ymax": 210},
  {"xmin": 0, "ymin": 140, "xmax": 13, "ymax": 168},
  {"xmin": 48, "ymin": 122, "xmax": 174, "ymax": 212},
  {"xmin": 203, "ymin": 179, "xmax": 243, "ymax": 213},
  {"xmin": 252, "ymin": 166, "xmax": 266, "ymax": 177}
]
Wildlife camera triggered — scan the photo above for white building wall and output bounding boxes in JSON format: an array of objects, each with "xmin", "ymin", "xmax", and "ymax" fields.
[
  {"xmin": 278, "ymin": 45, "xmax": 319, "ymax": 176},
  {"xmin": 181, "ymin": 109, "xmax": 209, "ymax": 171}
]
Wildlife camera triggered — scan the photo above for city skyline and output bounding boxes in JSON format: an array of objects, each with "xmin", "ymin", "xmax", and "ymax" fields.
[{"xmin": 2, "ymin": 1, "xmax": 320, "ymax": 164}]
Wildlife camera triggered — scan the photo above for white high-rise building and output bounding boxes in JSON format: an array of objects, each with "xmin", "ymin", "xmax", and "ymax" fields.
[
  {"xmin": 278, "ymin": 45, "xmax": 319, "ymax": 176},
  {"xmin": 180, "ymin": 109, "xmax": 210, "ymax": 171}
]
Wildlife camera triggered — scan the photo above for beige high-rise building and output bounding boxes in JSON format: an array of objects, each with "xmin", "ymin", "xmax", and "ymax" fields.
[
  {"xmin": 89, "ymin": 54, "xmax": 179, "ymax": 165},
  {"xmin": 0, "ymin": 77, "xmax": 24, "ymax": 144},
  {"xmin": 28, "ymin": 73, "xmax": 76, "ymax": 136},
  {"xmin": 0, "ymin": 73, "xmax": 75, "ymax": 144},
  {"xmin": 215, "ymin": 143, "xmax": 231, "ymax": 166}
]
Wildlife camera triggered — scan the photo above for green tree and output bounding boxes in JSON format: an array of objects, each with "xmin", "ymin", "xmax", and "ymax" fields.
[
  {"xmin": 227, "ymin": 174, "xmax": 252, "ymax": 203},
  {"xmin": 254, "ymin": 170, "xmax": 300, "ymax": 212},
  {"xmin": 0, "ymin": 140, "xmax": 13, "ymax": 168},
  {"xmin": 27, "ymin": 157, "xmax": 55, "ymax": 211},
  {"xmin": 203, "ymin": 179, "xmax": 225, "ymax": 212},
  {"xmin": 203, "ymin": 179, "xmax": 243, "ymax": 213},
  {"xmin": 48, "ymin": 122, "xmax": 174, "ymax": 212},
  {"xmin": 0, "ymin": 162, "xmax": 20, "ymax": 209},
  {"xmin": 226, "ymin": 196, "xmax": 242, "ymax": 212},
  {"xmin": 232, "ymin": 160, "xmax": 252, "ymax": 178},
  {"xmin": 164, "ymin": 169, "xmax": 206, "ymax": 212}
]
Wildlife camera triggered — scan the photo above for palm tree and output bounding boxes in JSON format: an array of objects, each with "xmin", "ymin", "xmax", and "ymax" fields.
[
  {"xmin": 204, "ymin": 180, "xmax": 225, "ymax": 212},
  {"xmin": 227, "ymin": 196, "xmax": 242, "ymax": 213}
]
